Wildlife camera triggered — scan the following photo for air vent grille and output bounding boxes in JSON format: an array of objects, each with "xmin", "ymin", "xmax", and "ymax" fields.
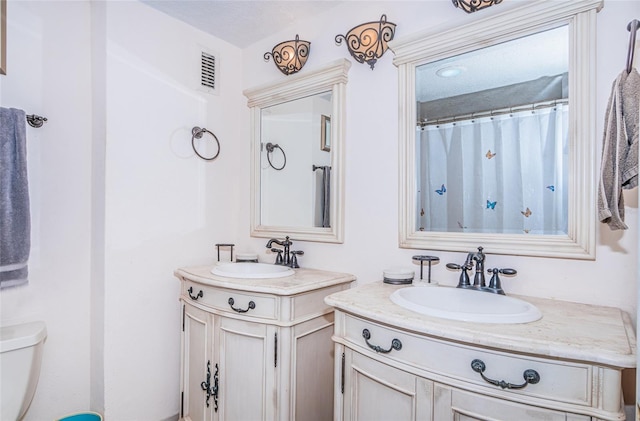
[{"xmin": 201, "ymin": 52, "xmax": 216, "ymax": 90}]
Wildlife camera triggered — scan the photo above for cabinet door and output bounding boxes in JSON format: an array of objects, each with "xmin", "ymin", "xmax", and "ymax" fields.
[
  {"xmin": 291, "ymin": 314, "xmax": 335, "ymax": 421},
  {"xmin": 216, "ymin": 316, "xmax": 275, "ymax": 421},
  {"xmin": 342, "ymin": 349, "xmax": 432, "ymax": 421},
  {"xmin": 181, "ymin": 303, "xmax": 215, "ymax": 421},
  {"xmin": 433, "ymin": 384, "xmax": 589, "ymax": 421}
]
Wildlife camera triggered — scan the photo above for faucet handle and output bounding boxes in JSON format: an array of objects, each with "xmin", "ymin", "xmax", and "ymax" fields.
[
  {"xmin": 290, "ymin": 250, "xmax": 304, "ymax": 268},
  {"xmin": 485, "ymin": 268, "xmax": 516, "ymax": 295},
  {"xmin": 270, "ymin": 248, "xmax": 284, "ymax": 265},
  {"xmin": 446, "ymin": 262, "xmax": 472, "ymax": 289}
]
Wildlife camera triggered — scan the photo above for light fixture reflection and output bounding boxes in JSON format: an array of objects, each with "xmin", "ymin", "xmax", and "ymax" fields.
[
  {"xmin": 452, "ymin": 0, "xmax": 503, "ymax": 13},
  {"xmin": 436, "ymin": 66, "xmax": 466, "ymax": 78},
  {"xmin": 264, "ymin": 35, "xmax": 310, "ymax": 76},
  {"xmin": 335, "ymin": 15, "xmax": 396, "ymax": 70}
]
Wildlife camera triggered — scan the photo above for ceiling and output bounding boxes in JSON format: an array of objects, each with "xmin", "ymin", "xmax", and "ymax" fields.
[
  {"xmin": 141, "ymin": 1, "xmax": 344, "ymax": 48},
  {"xmin": 416, "ymin": 25, "xmax": 568, "ymax": 103},
  {"xmin": 141, "ymin": 0, "xmax": 568, "ymax": 115}
]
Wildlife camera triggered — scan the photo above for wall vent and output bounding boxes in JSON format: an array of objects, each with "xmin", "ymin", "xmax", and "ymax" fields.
[{"xmin": 200, "ymin": 51, "xmax": 218, "ymax": 94}]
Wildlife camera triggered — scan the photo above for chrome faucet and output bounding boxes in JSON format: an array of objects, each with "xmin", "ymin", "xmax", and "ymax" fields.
[{"xmin": 266, "ymin": 236, "xmax": 293, "ymax": 266}]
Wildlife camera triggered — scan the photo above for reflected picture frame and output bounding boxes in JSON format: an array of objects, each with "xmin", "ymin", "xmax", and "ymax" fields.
[
  {"xmin": 321, "ymin": 114, "xmax": 331, "ymax": 152},
  {"xmin": 0, "ymin": 0, "xmax": 5, "ymax": 75}
]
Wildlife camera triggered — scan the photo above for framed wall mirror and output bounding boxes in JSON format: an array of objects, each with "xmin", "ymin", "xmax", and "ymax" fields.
[
  {"xmin": 390, "ymin": 0, "xmax": 602, "ymax": 259},
  {"xmin": 244, "ymin": 59, "xmax": 351, "ymax": 243}
]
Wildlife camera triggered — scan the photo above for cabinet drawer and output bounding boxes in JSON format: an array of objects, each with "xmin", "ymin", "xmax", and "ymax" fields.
[
  {"xmin": 183, "ymin": 281, "xmax": 277, "ymax": 320},
  {"xmin": 342, "ymin": 314, "xmax": 593, "ymax": 408}
]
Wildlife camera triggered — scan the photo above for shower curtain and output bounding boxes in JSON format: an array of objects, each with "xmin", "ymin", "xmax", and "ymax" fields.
[{"xmin": 416, "ymin": 105, "xmax": 569, "ymax": 235}]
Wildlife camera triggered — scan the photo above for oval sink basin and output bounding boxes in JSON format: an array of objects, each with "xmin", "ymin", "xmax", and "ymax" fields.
[
  {"xmin": 390, "ymin": 287, "xmax": 542, "ymax": 324},
  {"xmin": 211, "ymin": 262, "xmax": 295, "ymax": 279}
]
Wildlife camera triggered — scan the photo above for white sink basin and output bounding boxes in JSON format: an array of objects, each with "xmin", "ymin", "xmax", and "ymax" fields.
[
  {"xmin": 390, "ymin": 286, "xmax": 542, "ymax": 324},
  {"xmin": 211, "ymin": 262, "xmax": 295, "ymax": 279}
]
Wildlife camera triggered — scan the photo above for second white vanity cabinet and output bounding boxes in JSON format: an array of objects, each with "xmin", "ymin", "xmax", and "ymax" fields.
[
  {"xmin": 327, "ymin": 283, "xmax": 635, "ymax": 421},
  {"xmin": 175, "ymin": 265, "xmax": 354, "ymax": 421}
]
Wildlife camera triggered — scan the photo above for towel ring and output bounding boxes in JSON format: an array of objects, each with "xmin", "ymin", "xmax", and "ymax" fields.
[
  {"xmin": 266, "ymin": 142, "xmax": 287, "ymax": 170},
  {"xmin": 191, "ymin": 126, "xmax": 221, "ymax": 161}
]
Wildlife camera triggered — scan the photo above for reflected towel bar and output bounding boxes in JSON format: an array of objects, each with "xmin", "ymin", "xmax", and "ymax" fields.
[{"xmin": 312, "ymin": 165, "xmax": 331, "ymax": 171}]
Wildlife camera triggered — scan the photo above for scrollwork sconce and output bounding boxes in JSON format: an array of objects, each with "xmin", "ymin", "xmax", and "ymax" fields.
[
  {"xmin": 452, "ymin": 0, "xmax": 503, "ymax": 13},
  {"xmin": 264, "ymin": 34, "xmax": 310, "ymax": 75},
  {"xmin": 335, "ymin": 15, "xmax": 396, "ymax": 70}
]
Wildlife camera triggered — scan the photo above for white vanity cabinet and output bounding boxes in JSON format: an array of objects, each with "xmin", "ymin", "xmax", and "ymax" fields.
[
  {"xmin": 175, "ymin": 265, "xmax": 355, "ymax": 421},
  {"xmin": 327, "ymin": 283, "xmax": 635, "ymax": 421}
]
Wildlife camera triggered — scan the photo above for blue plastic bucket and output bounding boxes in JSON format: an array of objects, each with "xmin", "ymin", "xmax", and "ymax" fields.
[{"xmin": 57, "ymin": 412, "xmax": 103, "ymax": 421}]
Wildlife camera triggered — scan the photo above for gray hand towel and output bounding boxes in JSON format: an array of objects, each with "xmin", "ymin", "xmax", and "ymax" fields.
[
  {"xmin": 0, "ymin": 107, "xmax": 30, "ymax": 288},
  {"xmin": 598, "ymin": 69, "xmax": 640, "ymax": 230}
]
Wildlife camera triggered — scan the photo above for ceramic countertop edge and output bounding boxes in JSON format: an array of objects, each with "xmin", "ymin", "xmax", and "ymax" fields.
[
  {"xmin": 325, "ymin": 282, "xmax": 636, "ymax": 369},
  {"xmin": 175, "ymin": 265, "xmax": 356, "ymax": 295}
]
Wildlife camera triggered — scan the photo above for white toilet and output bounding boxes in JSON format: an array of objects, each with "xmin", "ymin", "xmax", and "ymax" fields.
[{"xmin": 0, "ymin": 321, "xmax": 47, "ymax": 421}]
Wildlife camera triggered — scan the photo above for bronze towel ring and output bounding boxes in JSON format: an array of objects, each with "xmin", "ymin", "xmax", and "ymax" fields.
[
  {"xmin": 265, "ymin": 142, "xmax": 287, "ymax": 170},
  {"xmin": 191, "ymin": 126, "xmax": 221, "ymax": 161}
]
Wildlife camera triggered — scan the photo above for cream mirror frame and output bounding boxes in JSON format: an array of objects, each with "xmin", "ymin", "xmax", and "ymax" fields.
[
  {"xmin": 390, "ymin": 0, "xmax": 602, "ymax": 259},
  {"xmin": 243, "ymin": 58, "xmax": 351, "ymax": 243}
]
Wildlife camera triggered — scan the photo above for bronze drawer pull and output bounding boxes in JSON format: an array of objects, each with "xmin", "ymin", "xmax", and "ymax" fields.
[
  {"xmin": 362, "ymin": 329, "xmax": 402, "ymax": 353},
  {"xmin": 188, "ymin": 287, "xmax": 203, "ymax": 301},
  {"xmin": 228, "ymin": 297, "xmax": 256, "ymax": 313},
  {"xmin": 471, "ymin": 359, "xmax": 540, "ymax": 390}
]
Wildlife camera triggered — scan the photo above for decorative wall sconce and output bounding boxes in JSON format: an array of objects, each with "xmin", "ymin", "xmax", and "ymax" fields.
[
  {"xmin": 335, "ymin": 15, "xmax": 396, "ymax": 70},
  {"xmin": 264, "ymin": 35, "xmax": 310, "ymax": 75},
  {"xmin": 452, "ymin": 0, "xmax": 503, "ymax": 13}
]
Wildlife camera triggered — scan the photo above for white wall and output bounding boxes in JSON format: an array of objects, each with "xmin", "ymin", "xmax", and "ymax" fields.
[
  {"xmin": 0, "ymin": 1, "xmax": 94, "ymax": 419},
  {"xmin": 101, "ymin": 2, "xmax": 244, "ymax": 420},
  {"xmin": 1, "ymin": 1, "xmax": 639, "ymax": 420},
  {"xmin": 240, "ymin": 0, "xmax": 640, "ymax": 325},
  {"xmin": 1, "ymin": 1, "xmax": 245, "ymax": 420}
]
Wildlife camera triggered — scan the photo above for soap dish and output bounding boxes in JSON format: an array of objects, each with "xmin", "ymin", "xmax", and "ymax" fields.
[
  {"xmin": 236, "ymin": 253, "xmax": 259, "ymax": 263},
  {"xmin": 383, "ymin": 268, "xmax": 415, "ymax": 285}
]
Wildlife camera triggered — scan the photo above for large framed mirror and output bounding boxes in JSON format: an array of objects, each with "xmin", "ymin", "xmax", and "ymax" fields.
[
  {"xmin": 244, "ymin": 59, "xmax": 351, "ymax": 243},
  {"xmin": 390, "ymin": 0, "xmax": 602, "ymax": 259}
]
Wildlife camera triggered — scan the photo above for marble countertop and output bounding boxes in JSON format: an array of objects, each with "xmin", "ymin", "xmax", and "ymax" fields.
[
  {"xmin": 175, "ymin": 265, "xmax": 356, "ymax": 295},
  {"xmin": 325, "ymin": 282, "xmax": 636, "ymax": 368}
]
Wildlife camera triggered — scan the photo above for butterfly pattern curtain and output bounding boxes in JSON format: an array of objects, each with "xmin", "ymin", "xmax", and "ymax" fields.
[{"xmin": 416, "ymin": 105, "xmax": 568, "ymax": 235}]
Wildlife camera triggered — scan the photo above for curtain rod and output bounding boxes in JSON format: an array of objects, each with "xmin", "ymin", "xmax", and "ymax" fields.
[
  {"xmin": 417, "ymin": 99, "xmax": 568, "ymax": 128},
  {"xmin": 26, "ymin": 114, "xmax": 47, "ymax": 128}
]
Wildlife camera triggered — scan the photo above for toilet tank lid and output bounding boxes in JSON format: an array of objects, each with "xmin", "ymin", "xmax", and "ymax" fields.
[{"xmin": 0, "ymin": 321, "xmax": 47, "ymax": 353}]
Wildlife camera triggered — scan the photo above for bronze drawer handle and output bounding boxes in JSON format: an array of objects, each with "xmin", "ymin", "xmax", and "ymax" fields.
[
  {"xmin": 362, "ymin": 329, "xmax": 402, "ymax": 353},
  {"xmin": 228, "ymin": 297, "xmax": 256, "ymax": 313},
  {"xmin": 471, "ymin": 359, "xmax": 540, "ymax": 390},
  {"xmin": 188, "ymin": 287, "xmax": 203, "ymax": 301}
]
